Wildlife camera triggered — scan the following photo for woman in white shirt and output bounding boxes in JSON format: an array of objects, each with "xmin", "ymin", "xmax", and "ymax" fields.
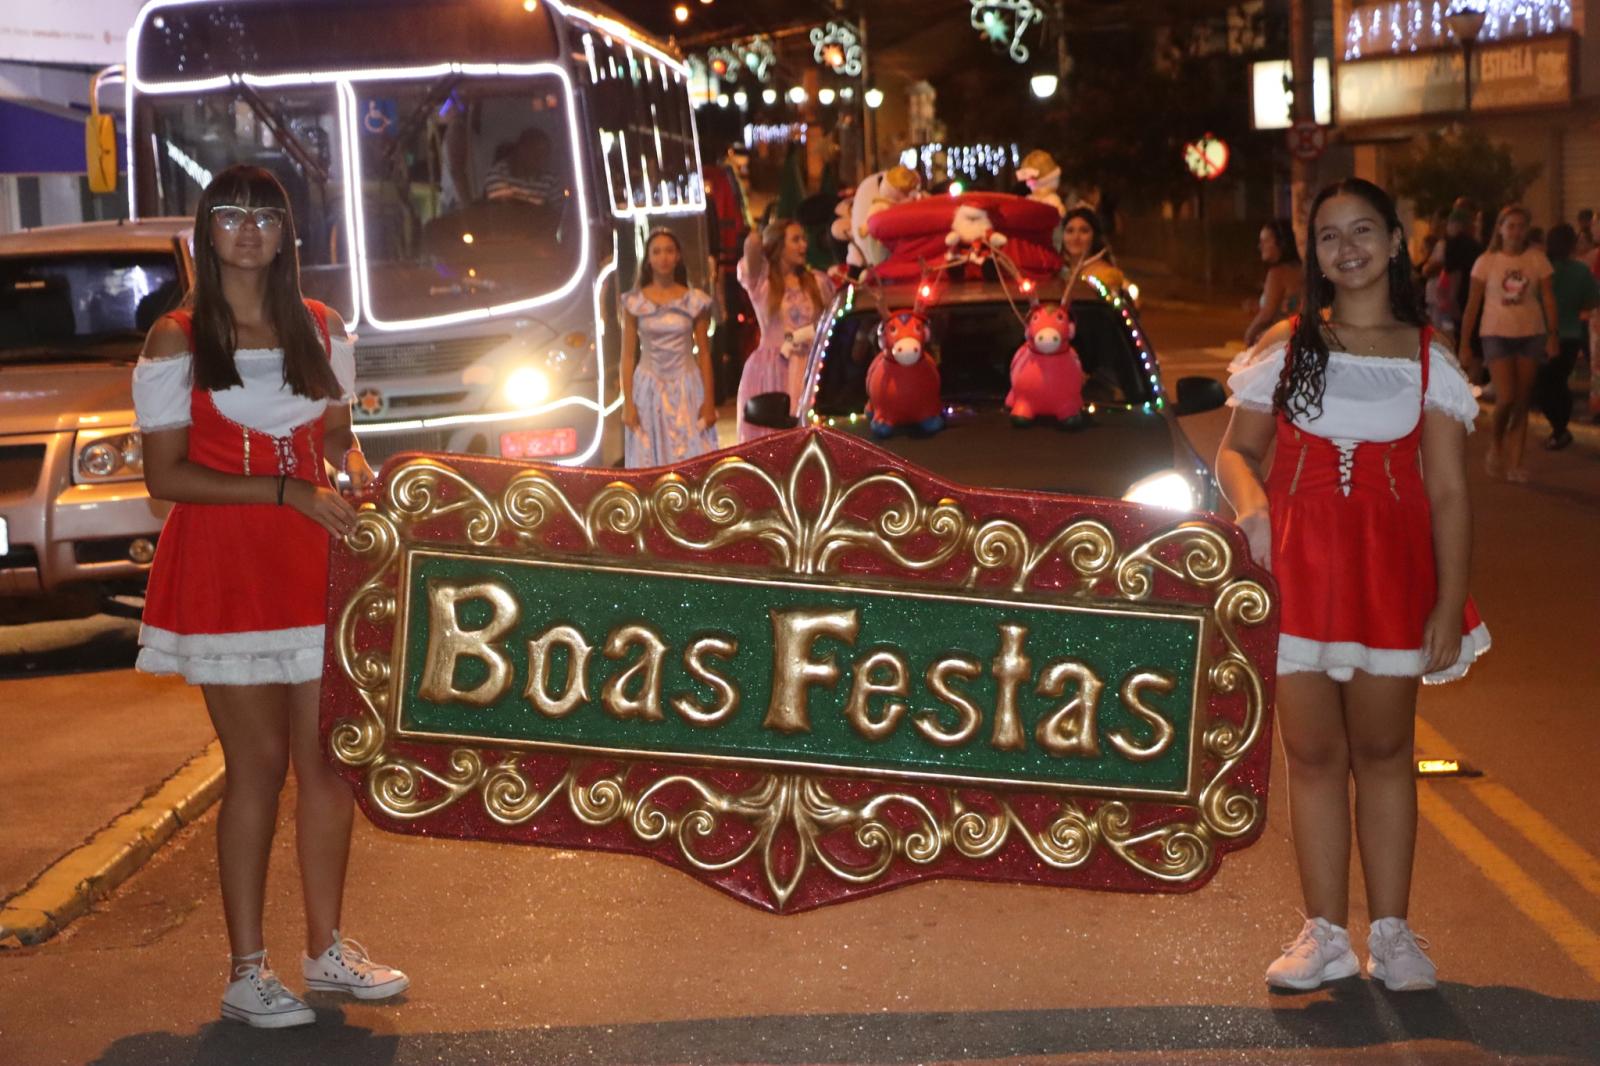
[{"xmin": 1458, "ymin": 204, "xmax": 1559, "ymax": 482}]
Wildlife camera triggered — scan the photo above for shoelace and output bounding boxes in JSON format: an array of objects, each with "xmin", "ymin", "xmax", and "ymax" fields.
[
  {"xmin": 1376, "ymin": 926, "xmax": 1432, "ymax": 959},
  {"xmin": 233, "ymin": 954, "xmax": 297, "ymax": 1005},
  {"xmin": 1280, "ymin": 918, "xmax": 1343, "ymax": 958},
  {"xmin": 332, "ymin": 935, "xmax": 380, "ymax": 977}
]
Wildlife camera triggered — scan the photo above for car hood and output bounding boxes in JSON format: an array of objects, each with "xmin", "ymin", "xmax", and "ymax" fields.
[
  {"xmin": 0, "ymin": 361, "xmax": 136, "ymax": 435},
  {"xmin": 829, "ymin": 407, "xmax": 1189, "ymax": 499}
]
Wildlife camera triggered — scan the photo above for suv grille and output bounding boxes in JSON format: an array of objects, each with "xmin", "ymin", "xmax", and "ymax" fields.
[
  {"xmin": 355, "ymin": 335, "xmax": 510, "ymax": 379},
  {"xmin": 0, "ymin": 444, "xmax": 46, "ymax": 497}
]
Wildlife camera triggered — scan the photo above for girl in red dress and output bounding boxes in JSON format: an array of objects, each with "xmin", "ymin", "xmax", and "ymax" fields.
[
  {"xmin": 1217, "ymin": 179, "xmax": 1488, "ymax": 993},
  {"xmin": 134, "ymin": 166, "xmax": 407, "ymax": 1027}
]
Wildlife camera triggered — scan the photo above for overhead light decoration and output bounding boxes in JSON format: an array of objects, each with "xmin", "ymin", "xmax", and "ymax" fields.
[
  {"xmin": 818, "ymin": 87, "xmax": 836, "ymax": 106},
  {"xmin": 733, "ymin": 89, "xmax": 749, "ymax": 108},
  {"xmin": 673, "ymin": 4, "xmax": 690, "ymax": 24},
  {"xmin": 1029, "ymin": 72, "xmax": 1058, "ymax": 98},
  {"xmin": 864, "ymin": 87, "xmax": 884, "ymax": 109},
  {"xmin": 788, "ymin": 85, "xmax": 809, "ymax": 105},
  {"xmin": 810, "ymin": 21, "xmax": 864, "ymax": 77},
  {"xmin": 762, "ymin": 87, "xmax": 779, "ymax": 105},
  {"xmin": 705, "ymin": 37, "xmax": 777, "ymax": 85},
  {"xmin": 969, "ymin": 0, "xmax": 1046, "ymax": 63}
]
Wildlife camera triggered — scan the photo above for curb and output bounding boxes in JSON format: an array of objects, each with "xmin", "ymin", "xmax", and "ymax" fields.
[{"xmin": 0, "ymin": 740, "xmax": 224, "ymax": 949}]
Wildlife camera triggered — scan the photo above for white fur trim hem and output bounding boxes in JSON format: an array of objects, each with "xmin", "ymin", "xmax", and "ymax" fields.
[
  {"xmin": 136, "ymin": 624, "xmax": 325, "ymax": 686},
  {"xmin": 1277, "ymin": 622, "xmax": 1491, "ymax": 685}
]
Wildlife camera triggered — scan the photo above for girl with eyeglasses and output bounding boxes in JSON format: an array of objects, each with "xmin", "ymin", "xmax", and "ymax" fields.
[{"xmin": 132, "ymin": 165, "xmax": 407, "ymax": 1028}]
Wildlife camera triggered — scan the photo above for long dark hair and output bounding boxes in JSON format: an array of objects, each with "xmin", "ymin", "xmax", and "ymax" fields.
[
  {"xmin": 634, "ymin": 228, "xmax": 689, "ymax": 291},
  {"xmin": 1062, "ymin": 206, "xmax": 1116, "ymax": 265},
  {"xmin": 1275, "ymin": 178, "xmax": 1424, "ymax": 421},
  {"xmin": 1263, "ymin": 218, "xmax": 1300, "ymax": 266},
  {"xmin": 187, "ymin": 165, "xmax": 340, "ymax": 399}
]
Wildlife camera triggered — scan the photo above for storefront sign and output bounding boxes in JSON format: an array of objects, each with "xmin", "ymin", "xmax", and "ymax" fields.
[
  {"xmin": 324, "ymin": 430, "xmax": 1278, "ymax": 912},
  {"xmin": 1337, "ymin": 33, "xmax": 1573, "ymax": 125},
  {"xmin": 0, "ymin": 3, "xmax": 143, "ymax": 65}
]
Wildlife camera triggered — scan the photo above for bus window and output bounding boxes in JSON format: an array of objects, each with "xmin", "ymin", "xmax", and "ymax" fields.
[
  {"xmin": 139, "ymin": 88, "xmax": 354, "ymax": 322},
  {"xmin": 354, "ymin": 74, "xmax": 582, "ymax": 323}
]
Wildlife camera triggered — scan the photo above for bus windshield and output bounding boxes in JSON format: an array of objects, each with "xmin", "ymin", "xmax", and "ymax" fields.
[
  {"xmin": 142, "ymin": 88, "xmax": 353, "ymax": 322},
  {"xmin": 352, "ymin": 74, "xmax": 583, "ymax": 323}
]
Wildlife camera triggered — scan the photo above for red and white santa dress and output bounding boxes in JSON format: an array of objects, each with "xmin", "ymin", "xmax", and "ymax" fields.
[
  {"xmin": 130, "ymin": 302, "xmax": 355, "ymax": 685},
  {"xmin": 1226, "ymin": 327, "xmax": 1491, "ymax": 683}
]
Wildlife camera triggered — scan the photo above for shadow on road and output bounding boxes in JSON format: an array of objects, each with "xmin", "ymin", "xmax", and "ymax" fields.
[{"xmin": 85, "ymin": 982, "xmax": 1599, "ymax": 1065}]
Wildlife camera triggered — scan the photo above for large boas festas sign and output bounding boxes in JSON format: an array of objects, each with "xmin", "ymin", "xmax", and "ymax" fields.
[{"xmin": 323, "ymin": 430, "xmax": 1278, "ymax": 912}]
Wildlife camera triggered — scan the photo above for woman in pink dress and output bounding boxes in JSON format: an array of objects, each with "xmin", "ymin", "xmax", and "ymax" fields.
[
  {"xmin": 134, "ymin": 166, "xmax": 407, "ymax": 1028},
  {"xmin": 735, "ymin": 218, "xmax": 836, "ymax": 441}
]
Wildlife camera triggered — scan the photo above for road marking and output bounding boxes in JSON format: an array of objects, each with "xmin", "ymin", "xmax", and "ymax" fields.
[
  {"xmin": 1417, "ymin": 789, "xmax": 1600, "ymax": 984},
  {"xmin": 1416, "ymin": 717, "xmax": 1600, "ymax": 897}
]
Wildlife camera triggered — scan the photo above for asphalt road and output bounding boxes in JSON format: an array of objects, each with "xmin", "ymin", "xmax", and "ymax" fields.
[{"xmin": 1, "ymin": 295, "xmax": 1596, "ymax": 1066}]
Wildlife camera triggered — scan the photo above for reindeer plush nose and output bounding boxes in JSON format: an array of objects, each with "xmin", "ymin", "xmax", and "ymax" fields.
[
  {"xmin": 1031, "ymin": 328, "xmax": 1063, "ymax": 354},
  {"xmin": 891, "ymin": 337, "xmax": 923, "ymax": 365}
]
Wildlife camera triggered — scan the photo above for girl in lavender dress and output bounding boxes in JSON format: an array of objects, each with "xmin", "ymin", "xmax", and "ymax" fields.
[
  {"xmin": 620, "ymin": 229, "xmax": 720, "ymax": 467},
  {"xmin": 736, "ymin": 218, "xmax": 836, "ymax": 441}
]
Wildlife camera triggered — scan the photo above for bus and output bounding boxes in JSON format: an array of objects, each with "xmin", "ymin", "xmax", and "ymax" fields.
[{"xmin": 123, "ymin": 0, "xmax": 709, "ymax": 466}]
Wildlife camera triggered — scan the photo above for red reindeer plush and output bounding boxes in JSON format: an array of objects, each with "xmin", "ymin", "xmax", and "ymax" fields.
[
  {"xmin": 1007, "ymin": 302, "xmax": 1087, "ymax": 428},
  {"xmin": 866, "ymin": 309, "xmax": 944, "ymax": 438}
]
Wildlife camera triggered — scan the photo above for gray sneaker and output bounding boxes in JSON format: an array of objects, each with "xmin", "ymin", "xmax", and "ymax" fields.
[
  {"xmin": 303, "ymin": 930, "xmax": 409, "ymax": 1001},
  {"xmin": 220, "ymin": 952, "xmax": 315, "ymax": 1028},
  {"xmin": 1368, "ymin": 917, "xmax": 1437, "ymax": 991},
  {"xmin": 1265, "ymin": 917, "xmax": 1360, "ymax": 990}
]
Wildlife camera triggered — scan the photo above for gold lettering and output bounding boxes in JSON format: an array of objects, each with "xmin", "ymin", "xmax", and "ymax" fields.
[
  {"xmin": 915, "ymin": 653, "xmax": 983, "ymax": 747},
  {"xmin": 1034, "ymin": 658, "xmax": 1103, "ymax": 757},
  {"xmin": 843, "ymin": 648, "xmax": 910, "ymax": 741},
  {"xmin": 765, "ymin": 607, "xmax": 859, "ymax": 734},
  {"xmin": 989, "ymin": 623, "xmax": 1032, "ymax": 751},
  {"xmin": 524, "ymin": 624, "xmax": 592, "ymax": 717},
  {"xmin": 601, "ymin": 623, "xmax": 668, "ymax": 721},
  {"xmin": 672, "ymin": 633, "xmax": 741, "ymax": 727},
  {"xmin": 417, "ymin": 579, "xmax": 519, "ymax": 706},
  {"xmin": 1108, "ymin": 670, "xmax": 1177, "ymax": 761}
]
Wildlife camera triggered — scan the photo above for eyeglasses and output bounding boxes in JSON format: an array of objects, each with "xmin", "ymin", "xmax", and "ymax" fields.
[{"xmin": 211, "ymin": 205, "xmax": 286, "ymax": 232}]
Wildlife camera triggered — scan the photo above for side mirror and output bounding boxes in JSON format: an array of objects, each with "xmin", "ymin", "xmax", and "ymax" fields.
[
  {"xmin": 86, "ymin": 114, "xmax": 118, "ymax": 195},
  {"xmin": 1174, "ymin": 376, "xmax": 1227, "ymax": 416},
  {"xmin": 743, "ymin": 391, "xmax": 796, "ymax": 430}
]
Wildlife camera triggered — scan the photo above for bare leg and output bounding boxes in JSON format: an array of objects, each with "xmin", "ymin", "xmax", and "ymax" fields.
[
  {"xmin": 287, "ymin": 679, "xmax": 354, "ymax": 959},
  {"xmin": 201, "ymin": 683, "xmax": 291, "ymax": 971},
  {"xmin": 1487, "ymin": 355, "xmax": 1517, "ymax": 466},
  {"xmin": 1276, "ymin": 672, "xmax": 1352, "ymax": 926},
  {"xmin": 1344, "ymin": 671, "xmax": 1420, "ymax": 921},
  {"xmin": 1504, "ymin": 355, "xmax": 1541, "ymax": 474}
]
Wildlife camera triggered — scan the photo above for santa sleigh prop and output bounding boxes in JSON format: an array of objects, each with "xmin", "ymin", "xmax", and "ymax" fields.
[{"xmin": 324, "ymin": 425, "xmax": 1276, "ymax": 916}]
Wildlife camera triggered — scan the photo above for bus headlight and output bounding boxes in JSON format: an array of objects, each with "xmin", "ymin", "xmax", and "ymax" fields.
[
  {"xmin": 504, "ymin": 365, "xmax": 550, "ymax": 409},
  {"xmin": 74, "ymin": 428, "xmax": 144, "ymax": 484},
  {"xmin": 1122, "ymin": 470, "xmax": 1195, "ymax": 512}
]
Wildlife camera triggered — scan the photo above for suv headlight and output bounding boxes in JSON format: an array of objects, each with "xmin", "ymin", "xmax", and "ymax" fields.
[
  {"xmin": 1122, "ymin": 470, "xmax": 1195, "ymax": 512},
  {"xmin": 74, "ymin": 427, "xmax": 144, "ymax": 484}
]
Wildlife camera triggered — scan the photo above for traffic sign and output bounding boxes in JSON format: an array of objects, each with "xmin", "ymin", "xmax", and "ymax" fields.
[
  {"xmin": 1288, "ymin": 120, "xmax": 1328, "ymax": 161},
  {"xmin": 1184, "ymin": 135, "xmax": 1230, "ymax": 181}
]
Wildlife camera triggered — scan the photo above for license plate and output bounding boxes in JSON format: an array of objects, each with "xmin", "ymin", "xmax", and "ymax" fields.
[
  {"xmin": 0, "ymin": 516, "xmax": 8, "ymax": 556},
  {"xmin": 499, "ymin": 427, "xmax": 577, "ymax": 459}
]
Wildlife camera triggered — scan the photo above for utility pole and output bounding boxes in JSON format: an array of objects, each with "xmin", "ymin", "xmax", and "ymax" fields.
[{"xmin": 1289, "ymin": 0, "xmax": 1316, "ymax": 255}]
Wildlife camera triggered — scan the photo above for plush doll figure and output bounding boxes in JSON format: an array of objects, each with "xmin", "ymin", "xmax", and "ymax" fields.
[
  {"xmin": 1007, "ymin": 302, "xmax": 1086, "ymax": 427},
  {"xmin": 944, "ymin": 204, "xmax": 1008, "ymax": 280},
  {"xmin": 848, "ymin": 165, "xmax": 923, "ymax": 270},
  {"xmin": 865, "ymin": 310, "xmax": 944, "ymax": 438},
  {"xmin": 1016, "ymin": 149, "xmax": 1066, "ymax": 217}
]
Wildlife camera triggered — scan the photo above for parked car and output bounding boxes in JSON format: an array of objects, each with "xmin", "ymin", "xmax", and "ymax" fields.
[
  {"xmin": 752, "ymin": 272, "xmax": 1226, "ymax": 511},
  {"xmin": 0, "ymin": 219, "xmax": 192, "ymax": 602}
]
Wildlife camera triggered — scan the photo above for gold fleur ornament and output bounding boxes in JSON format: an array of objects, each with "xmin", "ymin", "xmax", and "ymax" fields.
[{"xmin": 324, "ymin": 429, "xmax": 1278, "ymax": 912}]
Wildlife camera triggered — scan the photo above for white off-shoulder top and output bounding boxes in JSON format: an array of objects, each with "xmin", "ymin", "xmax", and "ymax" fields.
[{"xmin": 132, "ymin": 336, "xmax": 357, "ymax": 438}]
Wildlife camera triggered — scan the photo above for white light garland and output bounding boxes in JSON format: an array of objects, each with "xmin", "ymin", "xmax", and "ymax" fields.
[
  {"xmin": 745, "ymin": 122, "xmax": 807, "ymax": 147},
  {"xmin": 901, "ymin": 141, "xmax": 1022, "ymax": 182},
  {"xmin": 1342, "ymin": 0, "xmax": 1573, "ymax": 60}
]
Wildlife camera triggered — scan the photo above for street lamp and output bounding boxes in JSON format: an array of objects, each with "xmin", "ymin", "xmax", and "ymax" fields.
[
  {"xmin": 1029, "ymin": 72, "xmax": 1058, "ymax": 99},
  {"xmin": 1446, "ymin": 3, "xmax": 1487, "ymax": 112},
  {"xmin": 762, "ymin": 87, "xmax": 778, "ymax": 106},
  {"xmin": 864, "ymin": 87, "xmax": 884, "ymax": 109}
]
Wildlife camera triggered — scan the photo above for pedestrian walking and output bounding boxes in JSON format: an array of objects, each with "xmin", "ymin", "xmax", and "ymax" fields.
[
  {"xmin": 1458, "ymin": 204, "xmax": 1559, "ymax": 482},
  {"xmin": 1244, "ymin": 218, "xmax": 1304, "ymax": 347},
  {"xmin": 1536, "ymin": 223, "xmax": 1600, "ymax": 450},
  {"xmin": 735, "ymin": 217, "xmax": 835, "ymax": 441},
  {"xmin": 1419, "ymin": 208, "xmax": 1479, "ymax": 338},
  {"xmin": 132, "ymin": 165, "xmax": 407, "ymax": 1029},
  {"xmin": 1216, "ymin": 177, "xmax": 1488, "ymax": 995},
  {"xmin": 620, "ymin": 228, "xmax": 721, "ymax": 466}
]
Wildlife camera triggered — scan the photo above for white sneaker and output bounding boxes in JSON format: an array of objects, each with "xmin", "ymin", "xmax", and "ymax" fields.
[
  {"xmin": 1368, "ymin": 916, "xmax": 1438, "ymax": 991},
  {"xmin": 1265, "ymin": 917, "xmax": 1361, "ymax": 990},
  {"xmin": 220, "ymin": 952, "xmax": 315, "ymax": 1028},
  {"xmin": 303, "ymin": 930, "xmax": 409, "ymax": 1001}
]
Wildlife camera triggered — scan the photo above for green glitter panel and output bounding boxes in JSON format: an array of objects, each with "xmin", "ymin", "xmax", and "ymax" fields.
[{"xmin": 397, "ymin": 551, "xmax": 1203, "ymax": 794}]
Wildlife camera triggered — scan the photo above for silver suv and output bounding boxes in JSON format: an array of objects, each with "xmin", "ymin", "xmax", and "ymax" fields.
[{"xmin": 0, "ymin": 219, "xmax": 192, "ymax": 599}]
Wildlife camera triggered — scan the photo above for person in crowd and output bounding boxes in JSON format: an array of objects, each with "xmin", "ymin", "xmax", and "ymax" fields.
[
  {"xmin": 1217, "ymin": 177, "xmax": 1487, "ymax": 995},
  {"xmin": 735, "ymin": 217, "xmax": 835, "ymax": 441},
  {"xmin": 483, "ymin": 128, "xmax": 563, "ymax": 206},
  {"xmin": 620, "ymin": 228, "xmax": 720, "ymax": 466},
  {"xmin": 1060, "ymin": 206, "xmax": 1124, "ymax": 293},
  {"xmin": 1244, "ymin": 218, "xmax": 1305, "ymax": 347},
  {"xmin": 1458, "ymin": 204, "xmax": 1559, "ymax": 482},
  {"xmin": 1420, "ymin": 208, "xmax": 1480, "ymax": 337},
  {"xmin": 132, "ymin": 166, "xmax": 407, "ymax": 1028},
  {"xmin": 1574, "ymin": 207, "xmax": 1595, "ymax": 257},
  {"xmin": 1536, "ymin": 223, "xmax": 1599, "ymax": 451}
]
